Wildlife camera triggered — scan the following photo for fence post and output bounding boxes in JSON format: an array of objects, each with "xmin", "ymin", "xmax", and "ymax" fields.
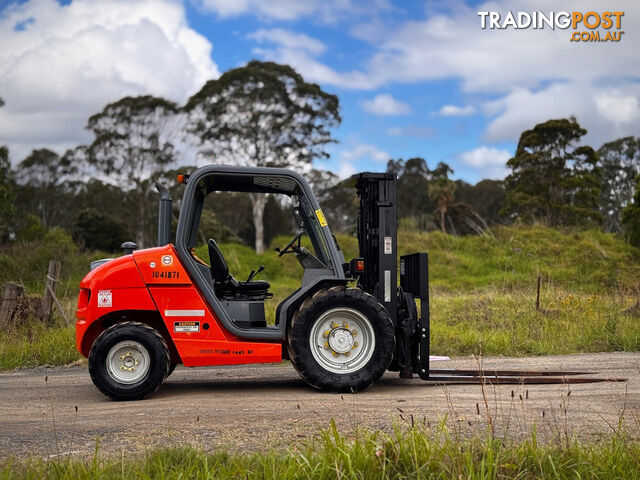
[
  {"xmin": 0, "ymin": 282, "xmax": 25, "ymax": 328},
  {"xmin": 41, "ymin": 260, "xmax": 61, "ymax": 323}
]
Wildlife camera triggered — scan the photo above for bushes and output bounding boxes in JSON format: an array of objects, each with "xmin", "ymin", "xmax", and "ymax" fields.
[
  {"xmin": 0, "ymin": 228, "xmax": 103, "ymax": 295},
  {"xmin": 72, "ymin": 208, "xmax": 129, "ymax": 251}
]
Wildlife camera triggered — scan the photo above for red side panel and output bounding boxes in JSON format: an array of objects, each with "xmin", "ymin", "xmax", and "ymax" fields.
[
  {"xmin": 149, "ymin": 286, "xmax": 282, "ymax": 366},
  {"xmin": 135, "ymin": 245, "xmax": 281, "ymax": 366},
  {"xmin": 133, "ymin": 245, "xmax": 191, "ymax": 286},
  {"xmin": 76, "ymin": 244, "xmax": 282, "ymax": 366},
  {"xmin": 76, "ymin": 256, "xmax": 156, "ymax": 354},
  {"xmin": 79, "ymin": 254, "xmax": 146, "ymax": 290}
]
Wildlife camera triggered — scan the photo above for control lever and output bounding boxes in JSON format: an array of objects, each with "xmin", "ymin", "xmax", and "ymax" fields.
[{"xmin": 244, "ymin": 265, "xmax": 264, "ymax": 284}]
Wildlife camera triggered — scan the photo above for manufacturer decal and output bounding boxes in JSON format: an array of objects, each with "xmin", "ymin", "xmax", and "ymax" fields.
[
  {"xmin": 161, "ymin": 255, "xmax": 173, "ymax": 266},
  {"xmin": 315, "ymin": 209, "xmax": 327, "ymax": 227},
  {"xmin": 97, "ymin": 290, "xmax": 112, "ymax": 308},
  {"xmin": 174, "ymin": 321, "xmax": 200, "ymax": 333}
]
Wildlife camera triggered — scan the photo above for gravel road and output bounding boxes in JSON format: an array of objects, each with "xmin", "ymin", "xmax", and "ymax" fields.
[{"xmin": 1, "ymin": 352, "xmax": 638, "ymax": 459}]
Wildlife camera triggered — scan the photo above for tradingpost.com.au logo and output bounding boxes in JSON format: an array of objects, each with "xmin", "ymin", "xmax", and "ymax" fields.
[{"xmin": 478, "ymin": 11, "xmax": 625, "ymax": 43}]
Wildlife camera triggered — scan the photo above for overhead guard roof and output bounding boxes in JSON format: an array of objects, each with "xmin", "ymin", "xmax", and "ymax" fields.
[{"xmin": 193, "ymin": 165, "xmax": 304, "ymax": 196}]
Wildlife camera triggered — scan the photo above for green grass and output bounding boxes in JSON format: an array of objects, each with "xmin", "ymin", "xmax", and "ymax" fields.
[
  {"xmin": 2, "ymin": 225, "xmax": 640, "ymax": 370},
  {"xmin": 0, "ymin": 320, "xmax": 81, "ymax": 370},
  {"xmin": 431, "ymin": 290, "xmax": 640, "ymax": 356},
  {"xmin": 200, "ymin": 224, "xmax": 640, "ymax": 298},
  {"xmin": 3, "ymin": 422, "xmax": 640, "ymax": 479},
  {"xmin": 397, "ymin": 224, "xmax": 640, "ymax": 293}
]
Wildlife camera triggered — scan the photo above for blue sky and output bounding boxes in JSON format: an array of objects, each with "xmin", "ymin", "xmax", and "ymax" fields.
[{"xmin": 0, "ymin": 0, "xmax": 638, "ymax": 184}]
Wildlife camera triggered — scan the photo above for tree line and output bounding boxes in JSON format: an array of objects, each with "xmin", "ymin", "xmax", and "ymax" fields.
[{"xmin": 1, "ymin": 61, "xmax": 639, "ymax": 254}]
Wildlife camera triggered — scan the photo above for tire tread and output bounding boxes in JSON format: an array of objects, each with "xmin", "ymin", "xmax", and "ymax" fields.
[
  {"xmin": 288, "ymin": 287, "xmax": 394, "ymax": 393},
  {"xmin": 88, "ymin": 321, "xmax": 169, "ymax": 401}
]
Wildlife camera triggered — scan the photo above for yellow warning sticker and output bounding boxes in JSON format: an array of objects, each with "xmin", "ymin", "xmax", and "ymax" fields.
[{"xmin": 315, "ymin": 209, "xmax": 327, "ymax": 227}]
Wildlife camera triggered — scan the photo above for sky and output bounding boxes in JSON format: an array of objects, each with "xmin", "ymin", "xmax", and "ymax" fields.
[{"xmin": 0, "ymin": 0, "xmax": 638, "ymax": 184}]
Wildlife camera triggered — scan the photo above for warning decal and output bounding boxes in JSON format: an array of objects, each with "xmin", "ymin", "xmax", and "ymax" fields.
[
  {"xmin": 384, "ymin": 236, "xmax": 392, "ymax": 255},
  {"xmin": 315, "ymin": 209, "xmax": 327, "ymax": 227},
  {"xmin": 97, "ymin": 290, "xmax": 112, "ymax": 308},
  {"xmin": 174, "ymin": 321, "xmax": 200, "ymax": 333}
]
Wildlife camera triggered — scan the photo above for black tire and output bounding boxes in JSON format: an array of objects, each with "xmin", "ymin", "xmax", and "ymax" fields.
[
  {"xmin": 88, "ymin": 321, "xmax": 170, "ymax": 401},
  {"xmin": 166, "ymin": 363, "xmax": 177, "ymax": 378},
  {"xmin": 287, "ymin": 286, "xmax": 395, "ymax": 393}
]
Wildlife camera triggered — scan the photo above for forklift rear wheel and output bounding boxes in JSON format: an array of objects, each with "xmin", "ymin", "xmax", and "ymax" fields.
[
  {"xmin": 288, "ymin": 287, "xmax": 394, "ymax": 392},
  {"xmin": 88, "ymin": 321, "xmax": 170, "ymax": 401}
]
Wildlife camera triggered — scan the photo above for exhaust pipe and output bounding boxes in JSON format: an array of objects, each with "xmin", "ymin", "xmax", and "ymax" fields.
[{"xmin": 155, "ymin": 183, "xmax": 172, "ymax": 246}]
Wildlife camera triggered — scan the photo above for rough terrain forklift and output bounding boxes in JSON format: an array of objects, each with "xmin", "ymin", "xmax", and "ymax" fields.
[{"xmin": 76, "ymin": 165, "xmax": 430, "ymax": 400}]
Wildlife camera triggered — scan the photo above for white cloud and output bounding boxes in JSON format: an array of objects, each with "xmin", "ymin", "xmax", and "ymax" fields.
[
  {"xmin": 247, "ymin": 0, "xmax": 639, "ymax": 146},
  {"xmin": 459, "ymin": 146, "xmax": 511, "ymax": 180},
  {"xmin": 362, "ymin": 94, "xmax": 410, "ymax": 115},
  {"xmin": 484, "ymin": 82, "xmax": 640, "ymax": 147},
  {"xmin": 248, "ymin": 28, "xmax": 326, "ymax": 55},
  {"xmin": 387, "ymin": 125, "xmax": 437, "ymax": 137},
  {"xmin": 460, "ymin": 146, "xmax": 511, "ymax": 167},
  {"xmin": 199, "ymin": 0, "xmax": 392, "ymax": 22},
  {"xmin": 248, "ymin": 0, "xmax": 636, "ymax": 92},
  {"xmin": 337, "ymin": 161, "xmax": 356, "ymax": 179},
  {"xmin": 200, "ymin": 0, "xmax": 315, "ymax": 20},
  {"xmin": 595, "ymin": 93, "xmax": 640, "ymax": 125},
  {"xmin": 247, "ymin": 41, "xmax": 378, "ymax": 89},
  {"xmin": 439, "ymin": 104, "xmax": 475, "ymax": 116},
  {"xmin": 0, "ymin": 0, "xmax": 219, "ymax": 163},
  {"xmin": 340, "ymin": 143, "xmax": 390, "ymax": 163},
  {"xmin": 364, "ymin": 0, "xmax": 639, "ymax": 93}
]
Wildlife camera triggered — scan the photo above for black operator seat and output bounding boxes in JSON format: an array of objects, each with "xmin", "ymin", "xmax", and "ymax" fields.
[{"xmin": 207, "ymin": 239, "xmax": 270, "ymax": 299}]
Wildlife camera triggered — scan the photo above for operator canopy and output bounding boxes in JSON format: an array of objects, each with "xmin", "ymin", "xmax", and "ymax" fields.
[
  {"xmin": 182, "ymin": 166, "xmax": 337, "ymax": 273},
  {"xmin": 196, "ymin": 171, "xmax": 301, "ymax": 196}
]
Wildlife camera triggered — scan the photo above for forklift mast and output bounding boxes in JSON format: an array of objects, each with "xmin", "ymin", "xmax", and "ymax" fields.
[
  {"xmin": 354, "ymin": 172, "xmax": 430, "ymax": 379},
  {"xmin": 355, "ymin": 173, "xmax": 398, "ymax": 324}
]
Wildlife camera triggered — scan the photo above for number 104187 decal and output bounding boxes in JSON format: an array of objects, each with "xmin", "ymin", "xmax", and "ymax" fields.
[{"xmin": 152, "ymin": 271, "xmax": 180, "ymax": 279}]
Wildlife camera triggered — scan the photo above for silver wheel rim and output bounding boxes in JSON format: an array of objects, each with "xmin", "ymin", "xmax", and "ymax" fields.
[
  {"xmin": 106, "ymin": 340, "xmax": 151, "ymax": 384},
  {"xmin": 309, "ymin": 307, "xmax": 375, "ymax": 374}
]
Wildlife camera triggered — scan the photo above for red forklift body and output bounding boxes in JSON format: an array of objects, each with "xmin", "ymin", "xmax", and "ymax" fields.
[
  {"xmin": 76, "ymin": 244, "xmax": 282, "ymax": 365},
  {"xmin": 76, "ymin": 165, "xmax": 430, "ymax": 401}
]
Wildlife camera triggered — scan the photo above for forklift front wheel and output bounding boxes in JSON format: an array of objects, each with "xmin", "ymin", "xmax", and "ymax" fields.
[
  {"xmin": 88, "ymin": 321, "xmax": 170, "ymax": 401},
  {"xmin": 288, "ymin": 287, "xmax": 394, "ymax": 393}
]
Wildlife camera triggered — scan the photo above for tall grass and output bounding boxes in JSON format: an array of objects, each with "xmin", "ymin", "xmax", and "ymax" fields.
[
  {"xmin": 0, "ymin": 321, "xmax": 80, "ymax": 370},
  {"xmin": 431, "ymin": 290, "xmax": 640, "ymax": 356},
  {"xmin": 3, "ymin": 422, "xmax": 640, "ymax": 479}
]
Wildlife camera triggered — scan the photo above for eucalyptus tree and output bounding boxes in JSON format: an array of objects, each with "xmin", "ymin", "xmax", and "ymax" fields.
[
  {"xmin": 0, "ymin": 96, "xmax": 14, "ymax": 242},
  {"xmin": 16, "ymin": 148, "xmax": 78, "ymax": 229},
  {"xmin": 185, "ymin": 61, "xmax": 340, "ymax": 253},
  {"xmin": 502, "ymin": 118, "xmax": 601, "ymax": 226},
  {"xmin": 598, "ymin": 137, "xmax": 640, "ymax": 232},
  {"xmin": 622, "ymin": 175, "xmax": 640, "ymax": 248},
  {"xmin": 83, "ymin": 95, "xmax": 180, "ymax": 247},
  {"xmin": 0, "ymin": 144, "xmax": 14, "ymax": 243}
]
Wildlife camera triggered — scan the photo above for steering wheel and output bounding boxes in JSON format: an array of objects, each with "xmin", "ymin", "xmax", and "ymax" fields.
[{"xmin": 276, "ymin": 230, "xmax": 304, "ymax": 257}]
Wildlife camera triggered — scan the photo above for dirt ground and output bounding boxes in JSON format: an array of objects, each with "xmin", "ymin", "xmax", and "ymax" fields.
[{"xmin": 1, "ymin": 352, "xmax": 638, "ymax": 459}]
